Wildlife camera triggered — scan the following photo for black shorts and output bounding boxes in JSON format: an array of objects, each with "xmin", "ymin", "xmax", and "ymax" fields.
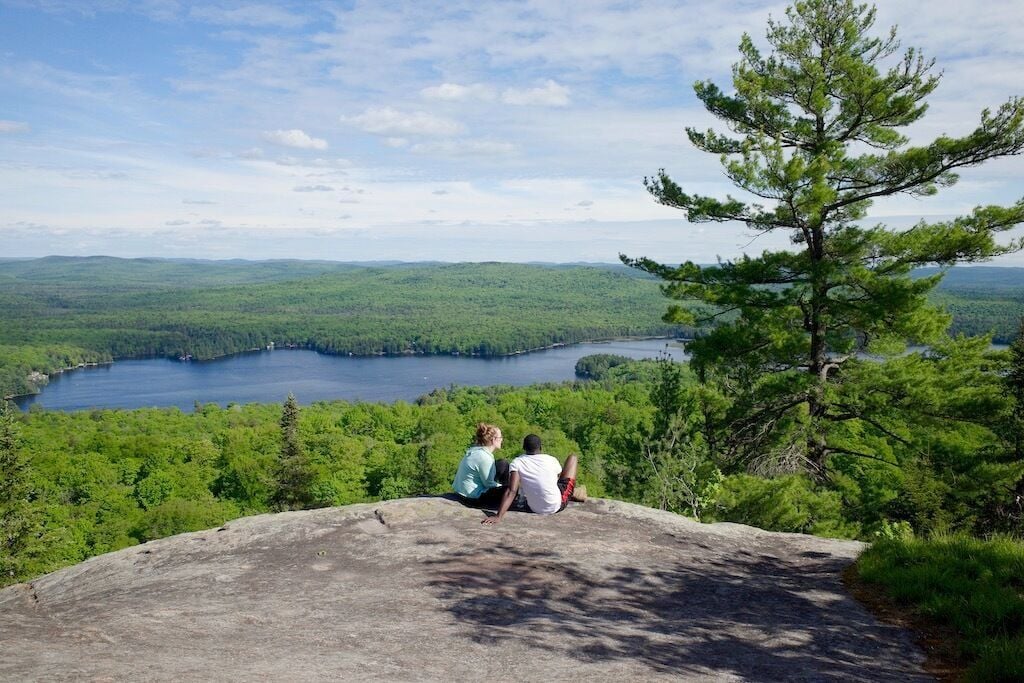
[{"xmin": 456, "ymin": 486, "xmax": 506, "ymax": 509}]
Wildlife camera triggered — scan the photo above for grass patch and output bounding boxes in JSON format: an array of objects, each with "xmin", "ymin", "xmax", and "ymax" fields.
[{"xmin": 856, "ymin": 534, "xmax": 1024, "ymax": 682}]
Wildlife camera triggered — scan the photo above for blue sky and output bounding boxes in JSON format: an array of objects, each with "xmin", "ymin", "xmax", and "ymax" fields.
[{"xmin": 2, "ymin": 0, "xmax": 1022, "ymax": 263}]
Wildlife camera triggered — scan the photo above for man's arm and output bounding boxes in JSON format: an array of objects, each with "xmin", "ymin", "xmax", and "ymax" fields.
[{"xmin": 482, "ymin": 471, "xmax": 519, "ymax": 525}]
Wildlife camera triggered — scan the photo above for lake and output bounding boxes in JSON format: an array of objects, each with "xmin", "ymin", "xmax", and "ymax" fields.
[{"xmin": 14, "ymin": 339, "xmax": 688, "ymax": 412}]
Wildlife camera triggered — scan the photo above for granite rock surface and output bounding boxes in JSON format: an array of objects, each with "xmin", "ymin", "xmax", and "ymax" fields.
[{"xmin": 0, "ymin": 497, "xmax": 928, "ymax": 681}]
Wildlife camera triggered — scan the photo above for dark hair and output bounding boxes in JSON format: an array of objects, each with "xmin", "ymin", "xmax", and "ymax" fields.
[{"xmin": 523, "ymin": 434, "xmax": 542, "ymax": 454}]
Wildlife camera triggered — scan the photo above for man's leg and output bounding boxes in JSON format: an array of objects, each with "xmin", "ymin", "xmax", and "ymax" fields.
[
  {"xmin": 555, "ymin": 454, "xmax": 580, "ymax": 510},
  {"xmin": 559, "ymin": 454, "xmax": 578, "ymax": 480}
]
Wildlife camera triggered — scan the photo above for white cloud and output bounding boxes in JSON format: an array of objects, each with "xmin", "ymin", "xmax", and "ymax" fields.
[
  {"xmin": 262, "ymin": 129, "xmax": 328, "ymax": 150},
  {"xmin": 421, "ymin": 82, "xmax": 495, "ymax": 101},
  {"xmin": 4, "ymin": 0, "xmax": 1024, "ymax": 264},
  {"xmin": 410, "ymin": 139, "xmax": 516, "ymax": 157},
  {"xmin": 0, "ymin": 120, "xmax": 30, "ymax": 133},
  {"xmin": 309, "ymin": 157, "xmax": 352, "ymax": 168},
  {"xmin": 501, "ymin": 80, "xmax": 571, "ymax": 107},
  {"xmin": 341, "ymin": 107, "xmax": 463, "ymax": 137},
  {"xmin": 238, "ymin": 147, "xmax": 265, "ymax": 159},
  {"xmin": 293, "ymin": 184, "xmax": 334, "ymax": 192},
  {"xmin": 189, "ymin": 4, "xmax": 309, "ymax": 29}
]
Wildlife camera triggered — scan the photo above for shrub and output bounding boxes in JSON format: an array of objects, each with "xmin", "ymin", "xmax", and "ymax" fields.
[{"xmin": 709, "ymin": 474, "xmax": 859, "ymax": 538}]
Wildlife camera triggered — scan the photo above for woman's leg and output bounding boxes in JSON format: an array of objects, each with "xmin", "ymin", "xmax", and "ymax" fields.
[
  {"xmin": 494, "ymin": 458, "xmax": 510, "ymax": 487},
  {"xmin": 476, "ymin": 485, "xmax": 506, "ymax": 508}
]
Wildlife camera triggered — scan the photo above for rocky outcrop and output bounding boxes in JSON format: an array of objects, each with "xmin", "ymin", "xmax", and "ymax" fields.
[{"xmin": 0, "ymin": 498, "xmax": 927, "ymax": 681}]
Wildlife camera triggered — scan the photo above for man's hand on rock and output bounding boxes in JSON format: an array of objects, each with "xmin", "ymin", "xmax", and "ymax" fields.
[{"xmin": 481, "ymin": 516, "xmax": 500, "ymax": 525}]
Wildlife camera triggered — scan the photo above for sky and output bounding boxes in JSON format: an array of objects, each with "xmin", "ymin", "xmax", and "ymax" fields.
[{"xmin": 1, "ymin": 0, "xmax": 1023, "ymax": 264}]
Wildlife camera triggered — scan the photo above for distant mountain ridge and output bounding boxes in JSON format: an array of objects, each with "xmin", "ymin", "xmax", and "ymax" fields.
[
  {"xmin": 4, "ymin": 255, "xmax": 1022, "ymax": 281},
  {"xmin": 916, "ymin": 265, "xmax": 1024, "ymax": 290},
  {"xmin": 0, "ymin": 256, "xmax": 641, "ymax": 287}
]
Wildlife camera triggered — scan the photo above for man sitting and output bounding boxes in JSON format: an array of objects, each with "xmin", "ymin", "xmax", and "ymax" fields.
[{"xmin": 482, "ymin": 434, "xmax": 578, "ymax": 525}]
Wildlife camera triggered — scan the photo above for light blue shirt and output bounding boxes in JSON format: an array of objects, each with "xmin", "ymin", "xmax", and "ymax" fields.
[{"xmin": 452, "ymin": 446, "xmax": 499, "ymax": 499}]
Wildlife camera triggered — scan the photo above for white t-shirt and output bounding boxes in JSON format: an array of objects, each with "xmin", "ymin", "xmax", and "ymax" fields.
[{"xmin": 509, "ymin": 453, "xmax": 562, "ymax": 515}]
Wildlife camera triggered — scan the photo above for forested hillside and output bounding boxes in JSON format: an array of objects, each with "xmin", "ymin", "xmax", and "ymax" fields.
[
  {"xmin": 923, "ymin": 267, "xmax": 1024, "ymax": 341},
  {"xmin": 0, "ymin": 258, "xmax": 680, "ymax": 398},
  {"xmin": 2, "ymin": 257, "xmax": 1021, "ymax": 399}
]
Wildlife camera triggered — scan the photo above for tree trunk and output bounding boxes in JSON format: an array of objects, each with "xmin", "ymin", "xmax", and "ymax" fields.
[{"xmin": 806, "ymin": 223, "xmax": 829, "ymax": 479}]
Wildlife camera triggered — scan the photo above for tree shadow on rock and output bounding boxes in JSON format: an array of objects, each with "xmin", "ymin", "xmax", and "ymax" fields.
[{"xmin": 424, "ymin": 543, "xmax": 928, "ymax": 681}]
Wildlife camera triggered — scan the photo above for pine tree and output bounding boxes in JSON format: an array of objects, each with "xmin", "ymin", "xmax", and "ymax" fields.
[
  {"xmin": 413, "ymin": 439, "xmax": 442, "ymax": 495},
  {"xmin": 273, "ymin": 393, "xmax": 314, "ymax": 510},
  {"xmin": 1008, "ymin": 321, "xmax": 1024, "ymax": 460},
  {"xmin": 1006, "ymin": 320, "xmax": 1024, "ymax": 521},
  {"xmin": 625, "ymin": 0, "xmax": 1024, "ymax": 478},
  {"xmin": 0, "ymin": 400, "xmax": 33, "ymax": 584},
  {"xmin": 280, "ymin": 393, "xmax": 301, "ymax": 462}
]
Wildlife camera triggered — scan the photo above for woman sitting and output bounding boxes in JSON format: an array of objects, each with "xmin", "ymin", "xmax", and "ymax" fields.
[{"xmin": 452, "ymin": 423, "xmax": 509, "ymax": 508}]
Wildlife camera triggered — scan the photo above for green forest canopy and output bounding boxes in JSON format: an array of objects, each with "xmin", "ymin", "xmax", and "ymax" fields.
[
  {"xmin": 0, "ymin": 259, "xmax": 683, "ymax": 398},
  {"xmin": 1, "ymin": 257, "xmax": 1021, "ymax": 399}
]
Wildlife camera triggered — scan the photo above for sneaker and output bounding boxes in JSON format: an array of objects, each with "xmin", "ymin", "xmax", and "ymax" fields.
[{"xmin": 570, "ymin": 484, "xmax": 587, "ymax": 503}]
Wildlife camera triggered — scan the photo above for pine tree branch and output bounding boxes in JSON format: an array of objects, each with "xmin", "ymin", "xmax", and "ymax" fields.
[{"xmin": 824, "ymin": 445, "xmax": 899, "ymax": 467}]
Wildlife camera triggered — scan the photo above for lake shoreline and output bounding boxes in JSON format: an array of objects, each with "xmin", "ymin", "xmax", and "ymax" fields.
[
  {"xmin": 5, "ymin": 336, "xmax": 684, "ymax": 402},
  {"xmin": 4, "ymin": 361, "xmax": 116, "ymax": 402},
  {"xmin": 13, "ymin": 338, "xmax": 690, "ymax": 412},
  {"xmin": 183, "ymin": 334, "xmax": 683, "ymax": 363}
]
